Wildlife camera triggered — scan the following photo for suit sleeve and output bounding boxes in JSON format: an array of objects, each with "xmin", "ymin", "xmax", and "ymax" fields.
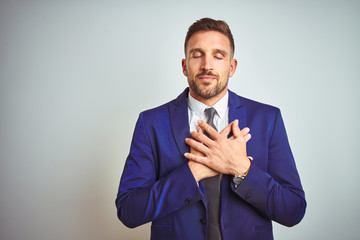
[
  {"xmin": 115, "ymin": 113, "xmax": 203, "ymax": 228},
  {"xmin": 233, "ymin": 109, "xmax": 306, "ymax": 227}
]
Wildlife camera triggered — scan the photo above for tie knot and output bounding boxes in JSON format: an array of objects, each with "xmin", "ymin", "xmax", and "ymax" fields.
[{"xmin": 205, "ymin": 107, "xmax": 217, "ymax": 119}]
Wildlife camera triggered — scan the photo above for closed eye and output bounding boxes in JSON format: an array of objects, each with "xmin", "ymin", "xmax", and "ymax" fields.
[
  {"xmin": 214, "ymin": 54, "xmax": 224, "ymax": 59},
  {"xmin": 192, "ymin": 52, "xmax": 202, "ymax": 58},
  {"xmin": 214, "ymin": 49, "xmax": 227, "ymax": 59}
]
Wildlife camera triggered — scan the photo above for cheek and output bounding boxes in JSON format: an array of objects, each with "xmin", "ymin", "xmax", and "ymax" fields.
[
  {"xmin": 221, "ymin": 63, "xmax": 232, "ymax": 74},
  {"xmin": 187, "ymin": 60, "xmax": 201, "ymax": 70},
  {"xmin": 186, "ymin": 67, "xmax": 197, "ymax": 77}
]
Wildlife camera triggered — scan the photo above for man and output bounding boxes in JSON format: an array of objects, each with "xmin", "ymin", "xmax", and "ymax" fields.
[{"xmin": 116, "ymin": 18, "xmax": 306, "ymax": 240}]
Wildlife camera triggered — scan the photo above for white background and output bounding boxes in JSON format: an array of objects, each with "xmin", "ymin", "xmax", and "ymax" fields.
[{"xmin": 0, "ymin": 0, "xmax": 359, "ymax": 239}]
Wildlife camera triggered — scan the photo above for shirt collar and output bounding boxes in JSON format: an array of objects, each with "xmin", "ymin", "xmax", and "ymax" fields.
[{"xmin": 188, "ymin": 91, "xmax": 229, "ymax": 119}]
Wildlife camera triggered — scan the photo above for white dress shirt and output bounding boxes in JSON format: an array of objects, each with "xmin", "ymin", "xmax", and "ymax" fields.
[{"xmin": 187, "ymin": 91, "xmax": 229, "ymax": 133}]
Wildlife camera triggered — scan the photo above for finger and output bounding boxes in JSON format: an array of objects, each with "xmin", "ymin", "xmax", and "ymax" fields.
[
  {"xmin": 190, "ymin": 130, "xmax": 213, "ymax": 147},
  {"xmin": 185, "ymin": 138, "xmax": 209, "ymax": 154},
  {"xmin": 190, "ymin": 148, "xmax": 206, "ymax": 157},
  {"xmin": 184, "ymin": 152, "xmax": 207, "ymax": 164},
  {"xmin": 190, "ymin": 147, "xmax": 206, "ymax": 156},
  {"xmin": 244, "ymin": 133, "xmax": 251, "ymax": 142},
  {"xmin": 220, "ymin": 120, "xmax": 236, "ymax": 138},
  {"xmin": 198, "ymin": 125, "xmax": 205, "ymax": 135},
  {"xmin": 197, "ymin": 120, "xmax": 219, "ymax": 140},
  {"xmin": 231, "ymin": 119, "xmax": 242, "ymax": 138},
  {"xmin": 240, "ymin": 127, "xmax": 250, "ymax": 137},
  {"xmin": 232, "ymin": 122, "xmax": 251, "ymax": 142},
  {"xmin": 195, "ymin": 129, "xmax": 215, "ymax": 147},
  {"xmin": 190, "ymin": 144, "xmax": 204, "ymax": 154}
]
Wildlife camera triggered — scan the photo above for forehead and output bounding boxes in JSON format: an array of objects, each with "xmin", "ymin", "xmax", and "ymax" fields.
[{"xmin": 186, "ymin": 30, "xmax": 231, "ymax": 53}]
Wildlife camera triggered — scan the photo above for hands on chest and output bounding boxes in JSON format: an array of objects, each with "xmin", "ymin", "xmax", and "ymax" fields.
[{"xmin": 185, "ymin": 119, "xmax": 252, "ymax": 182}]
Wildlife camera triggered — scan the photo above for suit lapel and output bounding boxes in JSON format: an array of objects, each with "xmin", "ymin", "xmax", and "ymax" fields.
[
  {"xmin": 169, "ymin": 88, "xmax": 207, "ymax": 206},
  {"xmin": 168, "ymin": 88, "xmax": 190, "ymax": 159},
  {"xmin": 228, "ymin": 90, "xmax": 247, "ymax": 128}
]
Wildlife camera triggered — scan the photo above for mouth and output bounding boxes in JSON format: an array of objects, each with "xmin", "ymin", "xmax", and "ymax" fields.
[
  {"xmin": 196, "ymin": 71, "xmax": 218, "ymax": 83},
  {"xmin": 198, "ymin": 75, "xmax": 216, "ymax": 82}
]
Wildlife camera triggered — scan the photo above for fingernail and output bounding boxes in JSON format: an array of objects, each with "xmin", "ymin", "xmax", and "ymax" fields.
[{"xmin": 197, "ymin": 120, "xmax": 202, "ymax": 124}]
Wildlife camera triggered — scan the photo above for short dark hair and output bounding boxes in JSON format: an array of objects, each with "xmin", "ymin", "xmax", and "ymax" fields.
[{"xmin": 184, "ymin": 18, "xmax": 235, "ymax": 56}]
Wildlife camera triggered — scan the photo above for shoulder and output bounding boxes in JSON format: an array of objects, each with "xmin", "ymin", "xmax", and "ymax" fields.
[
  {"xmin": 229, "ymin": 90, "xmax": 280, "ymax": 115},
  {"xmin": 140, "ymin": 102, "xmax": 170, "ymax": 123}
]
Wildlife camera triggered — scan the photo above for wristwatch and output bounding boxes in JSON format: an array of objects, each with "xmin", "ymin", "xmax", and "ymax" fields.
[
  {"xmin": 232, "ymin": 156, "xmax": 253, "ymax": 188},
  {"xmin": 232, "ymin": 174, "xmax": 245, "ymax": 188}
]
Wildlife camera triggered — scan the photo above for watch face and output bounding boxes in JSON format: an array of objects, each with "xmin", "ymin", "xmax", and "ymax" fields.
[{"xmin": 233, "ymin": 176, "xmax": 243, "ymax": 186}]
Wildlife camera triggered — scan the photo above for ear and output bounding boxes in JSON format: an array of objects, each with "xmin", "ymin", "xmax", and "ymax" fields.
[
  {"xmin": 182, "ymin": 59, "xmax": 188, "ymax": 77},
  {"xmin": 229, "ymin": 58, "xmax": 238, "ymax": 77}
]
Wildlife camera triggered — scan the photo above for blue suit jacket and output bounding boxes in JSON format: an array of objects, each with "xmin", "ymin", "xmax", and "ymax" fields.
[{"xmin": 116, "ymin": 88, "xmax": 306, "ymax": 240}]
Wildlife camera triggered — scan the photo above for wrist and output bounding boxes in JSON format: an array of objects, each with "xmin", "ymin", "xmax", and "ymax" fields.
[
  {"xmin": 233, "ymin": 156, "xmax": 252, "ymax": 176},
  {"xmin": 232, "ymin": 156, "xmax": 253, "ymax": 188}
]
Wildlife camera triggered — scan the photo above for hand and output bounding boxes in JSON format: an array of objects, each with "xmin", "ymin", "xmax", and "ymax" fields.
[
  {"xmin": 184, "ymin": 119, "xmax": 251, "ymax": 178},
  {"xmin": 187, "ymin": 126, "xmax": 218, "ymax": 182}
]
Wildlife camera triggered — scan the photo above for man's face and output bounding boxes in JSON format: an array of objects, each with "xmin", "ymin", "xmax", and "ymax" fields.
[{"xmin": 182, "ymin": 30, "xmax": 237, "ymax": 102}]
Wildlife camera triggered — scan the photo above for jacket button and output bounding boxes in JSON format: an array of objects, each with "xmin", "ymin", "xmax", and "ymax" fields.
[
  {"xmin": 245, "ymin": 195, "xmax": 251, "ymax": 200},
  {"xmin": 200, "ymin": 218, "xmax": 206, "ymax": 225},
  {"xmin": 185, "ymin": 198, "xmax": 191, "ymax": 204}
]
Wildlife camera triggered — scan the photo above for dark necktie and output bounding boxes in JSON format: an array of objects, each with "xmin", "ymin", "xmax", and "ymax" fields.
[{"xmin": 203, "ymin": 108, "xmax": 222, "ymax": 240}]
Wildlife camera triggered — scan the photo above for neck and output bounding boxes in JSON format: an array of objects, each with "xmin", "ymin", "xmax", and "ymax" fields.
[{"xmin": 189, "ymin": 87, "xmax": 228, "ymax": 107}]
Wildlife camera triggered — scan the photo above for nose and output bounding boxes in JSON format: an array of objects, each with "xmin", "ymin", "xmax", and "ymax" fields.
[{"xmin": 201, "ymin": 55, "xmax": 213, "ymax": 71}]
